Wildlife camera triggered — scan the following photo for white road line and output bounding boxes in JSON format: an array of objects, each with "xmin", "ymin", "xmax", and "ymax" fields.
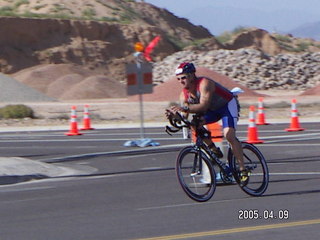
[
  {"xmin": 0, "ymin": 186, "xmax": 55, "ymax": 192},
  {"xmin": 268, "ymin": 138, "xmax": 320, "ymax": 143},
  {"xmin": 136, "ymin": 197, "xmax": 249, "ymax": 211},
  {"xmin": 252, "ymin": 132, "xmax": 320, "ymax": 140},
  {"xmin": 118, "ymin": 152, "xmax": 173, "ymax": 159},
  {"xmin": 270, "ymin": 172, "xmax": 320, "ymax": 175},
  {"xmin": 259, "ymin": 143, "xmax": 320, "ymax": 146},
  {"xmin": 0, "ymin": 137, "xmax": 185, "ymax": 143}
]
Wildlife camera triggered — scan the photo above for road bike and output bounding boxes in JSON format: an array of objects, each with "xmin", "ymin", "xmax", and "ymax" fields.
[{"xmin": 165, "ymin": 113, "xmax": 269, "ymax": 202}]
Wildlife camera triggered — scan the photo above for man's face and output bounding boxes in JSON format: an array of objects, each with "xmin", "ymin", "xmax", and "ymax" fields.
[{"xmin": 176, "ymin": 74, "xmax": 191, "ymax": 89}]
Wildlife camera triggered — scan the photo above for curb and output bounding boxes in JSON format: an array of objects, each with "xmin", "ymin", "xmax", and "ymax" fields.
[
  {"xmin": 0, "ymin": 143, "xmax": 190, "ymax": 185},
  {"xmin": 43, "ymin": 143, "xmax": 190, "ymax": 163},
  {"xmin": 0, "ymin": 157, "xmax": 97, "ymax": 186}
]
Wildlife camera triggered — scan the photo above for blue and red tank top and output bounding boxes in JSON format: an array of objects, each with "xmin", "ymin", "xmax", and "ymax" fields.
[{"xmin": 182, "ymin": 77, "xmax": 233, "ymax": 111}]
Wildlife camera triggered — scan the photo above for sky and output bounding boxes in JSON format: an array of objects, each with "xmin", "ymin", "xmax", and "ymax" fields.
[{"xmin": 144, "ymin": 0, "xmax": 320, "ymax": 36}]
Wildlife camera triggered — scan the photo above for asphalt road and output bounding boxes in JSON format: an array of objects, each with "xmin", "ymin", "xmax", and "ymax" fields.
[{"xmin": 0, "ymin": 123, "xmax": 320, "ymax": 240}]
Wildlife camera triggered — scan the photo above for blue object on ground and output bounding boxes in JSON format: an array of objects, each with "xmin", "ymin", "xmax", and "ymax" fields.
[{"xmin": 123, "ymin": 138, "xmax": 160, "ymax": 147}]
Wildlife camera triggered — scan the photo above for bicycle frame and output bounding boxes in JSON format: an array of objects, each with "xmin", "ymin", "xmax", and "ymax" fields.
[
  {"xmin": 168, "ymin": 112, "xmax": 236, "ymax": 181},
  {"xmin": 166, "ymin": 112, "xmax": 230, "ymax": 172}
]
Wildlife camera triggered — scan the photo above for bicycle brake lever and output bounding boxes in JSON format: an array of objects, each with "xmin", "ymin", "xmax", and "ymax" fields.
[{"xmin": 165, "ymin": 126, "xmax": 173, "ymax": 136}]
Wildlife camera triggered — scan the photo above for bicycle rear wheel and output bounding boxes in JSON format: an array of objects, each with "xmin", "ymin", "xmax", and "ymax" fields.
[
  {"xmin": 229, "ymin": 142, "xmax": 269, "ymax": 196},
  {"xmin": 176, "ymin": 146, "xmax": 216, "ymax": 202}
]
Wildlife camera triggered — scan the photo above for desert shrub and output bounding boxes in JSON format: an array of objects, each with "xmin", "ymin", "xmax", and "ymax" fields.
[
  {"xmin": 293, "ymin": 41, "xmax": 311, "ymax": 52},
  {"xmin": 274, "ymin": 34, "xmax": 292, "ymax": 43},
  {"xmin": 82, "ymin": 7, "xmax": 96, "ymax": 19},
  {"xmin": 33, "ymin": 4, "xmax": 47, "ymax": 11},
  {"xmin": 14, "ymin": 0, "xmax": 29, "ymax": 8},
  {"xmin": 231, "ymin": 26, "xmax": 248, "ymax": 35},
  {"xmin": 0, "ymin": 6, "xmax": 15, "ymax": 16},
  {"xmin": 216, "ymin": 26, "xmax": 249, "ymax": 44},
  {"xmin": 0, "ymin": 104, "xmax": 34, "ymax": 119},
  {"xmin": 216, "ymin": 31, "xmax": 233, "ymax": 44}
]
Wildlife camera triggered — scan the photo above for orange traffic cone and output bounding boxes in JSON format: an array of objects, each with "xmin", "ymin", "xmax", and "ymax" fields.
[
  {"xmin": 65, "ymin": 106, "xmax": 82, "ymax": 136},
  {"xmin": 191, "ymin": 122, "xmax": 223, "ymax": 144},
  {"xmin": 191, "ymin": 127, "xmax": 197, "ymax": 143},
  {"xmin": 191, "ymin": 122, "xmax": 223, "ymax": 143},
  {"xmin": 81, "ymin": 105, "xmax": 95, "ymax": 130},
  {"xmin": 256, "ymin": 97, "xmax": 269, "ymax": 125},
  {"xmin": 206, "ymin": 122, "xmax": 223, "ymax": 143},
  {"xmin": 245, "ymin": 106, "xmax": 264, "ymax": 144},
  {"xmin": 285, "ymin": 99, "xmax": 305, "ymax": 131}
]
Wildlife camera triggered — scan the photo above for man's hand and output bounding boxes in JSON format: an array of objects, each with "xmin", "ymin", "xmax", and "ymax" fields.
[
  {"xmin": 165, "ymin": 106, "xmax": 179, "ymax": 119},
  {"xmin": 165, "ymin": 107, "xmax": 176, "ymax": 119},
  {"xmin": 165, "ymin": 106, "xmax": 190, "ymax": 123}
]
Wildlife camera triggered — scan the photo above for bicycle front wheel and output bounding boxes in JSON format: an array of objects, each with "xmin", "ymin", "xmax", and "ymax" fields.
[
  {"xmin": 176, "ymin": 146, "xmax": 216, "ymax": 202},
  {"xmin": 229, "ymin": 142, "xmax": 269, "ymax": 196}
]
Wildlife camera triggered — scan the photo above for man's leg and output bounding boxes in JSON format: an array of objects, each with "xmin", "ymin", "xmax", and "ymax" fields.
[
  {"xmin": 202, "ymin": 135, "xmax": 223, "ymax": 158},
  {"xmin": 224, "ymin": 127, "xmax": 245, "ymax": 170},
  {"xmin": 192, "ymin": 123, "xmax": 223, "ymax": 158}
]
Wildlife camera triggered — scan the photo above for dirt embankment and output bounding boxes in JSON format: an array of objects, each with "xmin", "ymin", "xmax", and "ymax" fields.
[{"xmin": 12, "ymin": 64, "xmax": 126, "ymax": 100}]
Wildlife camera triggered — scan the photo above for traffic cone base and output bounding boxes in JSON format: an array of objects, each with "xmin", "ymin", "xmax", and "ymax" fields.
[
  {"xmin": 65, "ymin": 122, "xmax": 82, "ymax": 135},
  {"xmin": 245, "ymin": 129, "xmax": 264, "ymax": 143},
  {"xmin": 285, "ymin": 128, "xmax": 305, "ymax": 132},
  {"xmin": 81, "ymin": 124, "xmax": 95, "ymax": 130},
  {"xmin": 256, "ymin": 122, "xmax": 270, "ymax": 125},
  {"xmin": 285, "ymin": 118, "xmax": 305, "ymax": 131},
  {"xmin": 256, "ymin": 120, "xmax": 270, "ymax": 125},
  {"xmin": 65, "ymin": 131, "xmax": 82, "ymax": 136}
]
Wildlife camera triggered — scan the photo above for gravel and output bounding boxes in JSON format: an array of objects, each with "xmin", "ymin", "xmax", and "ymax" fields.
[
  {"xmin": 0, "ymin": 73, "xmax": 55, "ymax": 102},
  {"xmin": 152, "ymin": 49, "xmax": 320, "ymax": 91}
]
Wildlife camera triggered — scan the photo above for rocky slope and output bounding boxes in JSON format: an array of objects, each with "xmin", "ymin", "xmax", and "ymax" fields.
[{"xmin": 152, "ymin": 49, "xmax": 320, "ymax": 91}]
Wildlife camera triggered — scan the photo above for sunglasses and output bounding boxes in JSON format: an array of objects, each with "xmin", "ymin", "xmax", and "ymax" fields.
[{"xmin": 177, "ymin": 76, "xmax": 187, "ymax": 81}]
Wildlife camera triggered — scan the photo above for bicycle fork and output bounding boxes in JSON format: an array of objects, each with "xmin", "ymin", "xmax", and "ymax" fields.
[{"xmin": 190, "ymin": 148, "xmax": 203, "ymax": 177}]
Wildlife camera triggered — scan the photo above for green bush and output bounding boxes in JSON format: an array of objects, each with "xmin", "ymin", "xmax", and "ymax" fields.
[
  {"xmin": 0, "ymin": 105, "xmax": 34, "ymax": 119},
  {"xmin": 216, "ymin": 26, "xmax": 249, "ymax": 44},
  {"xmin": 14, "ymin": 0, "xmax": 29, "ymax": 8},
  {"xmin": 216, "ymin": 31, "xmax": 233, "ymax": 44},
  {"xmin": 82, "ymin": 7, "xmax": 96, "ymax": 19},
  {"xmin": 274, "ymin": 34, "xmax": 292, "ymax": 43}
]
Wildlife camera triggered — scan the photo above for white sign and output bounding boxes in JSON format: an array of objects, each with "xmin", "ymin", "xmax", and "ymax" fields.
[{"xmin": 126, "ymin": 62, "xmax": 153, "ymax": 96}]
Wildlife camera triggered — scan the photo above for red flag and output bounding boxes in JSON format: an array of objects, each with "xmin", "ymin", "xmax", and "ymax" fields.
[{"xmin": 144, "ymin": 35, "xmax": 161, "ymax": 62}]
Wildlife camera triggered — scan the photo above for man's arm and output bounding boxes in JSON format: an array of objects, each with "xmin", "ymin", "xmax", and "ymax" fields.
[
  {"xmin": 179, "ymin": 91, "xmax": 189, "ymax": 118},
  {"xmin": 188, "ymin": 78, "xmax": 213, "ymax": 113}
]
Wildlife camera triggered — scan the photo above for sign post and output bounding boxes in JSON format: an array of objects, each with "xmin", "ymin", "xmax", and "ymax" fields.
[{"xmin": 124, "ymin": 48, "xmax": 159, "ymax": 147}]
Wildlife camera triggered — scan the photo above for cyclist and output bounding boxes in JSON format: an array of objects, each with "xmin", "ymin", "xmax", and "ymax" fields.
[{"xmin": 165, "ymin": 62, "xmax": 248, "ymax": 182}]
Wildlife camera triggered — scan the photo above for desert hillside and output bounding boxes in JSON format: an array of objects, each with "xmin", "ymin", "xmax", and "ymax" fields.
[
  {"xmin": 0, "ymin": 0, "xmax": 212, "ymax": 75},
  {"xmin": 0, "ymin": 0, "xmax": 320, "ymax": 102}
]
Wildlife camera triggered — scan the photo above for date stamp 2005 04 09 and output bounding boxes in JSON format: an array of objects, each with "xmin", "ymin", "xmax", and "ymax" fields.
[{"xmin": 238, "ymin": 209, "xmax": 289, "ymax": 220}]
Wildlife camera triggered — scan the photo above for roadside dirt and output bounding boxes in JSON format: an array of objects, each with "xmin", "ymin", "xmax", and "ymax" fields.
[{"xmin": 0, "ymin": 91, "xmax": 319, "ymax": 128}]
